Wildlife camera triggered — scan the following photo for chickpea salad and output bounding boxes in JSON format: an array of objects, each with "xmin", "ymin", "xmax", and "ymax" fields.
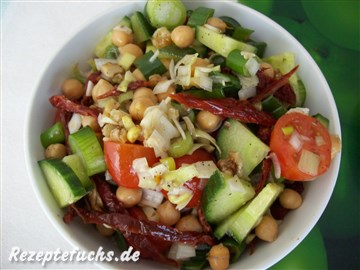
[{"xmin": 38, "ymin": 0, "xmax": 341, "ymax": 269}]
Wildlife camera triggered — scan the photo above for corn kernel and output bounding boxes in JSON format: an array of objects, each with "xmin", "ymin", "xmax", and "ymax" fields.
[
  {"xmin": 127, "ymin": 126, "xmax": 141, "ymax": 143},
  {"xmin": 122, "ymin": 115, "xmax": 136, "ymax": 130}
]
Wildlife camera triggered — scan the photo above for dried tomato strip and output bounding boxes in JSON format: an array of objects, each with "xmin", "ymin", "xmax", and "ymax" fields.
[
  {"xmin": 93, "ymin": 177, "xmax": 127, "ymax": 214},
  {"xmin": 123, "ymin": 231, "xmax": 179, "ymax": 267},
  {"xmin": 197, "ymin": 206, "xmax": 212, "ymax": 234},
  {"xmin": 96, "ymin": 88, "xmax": 120, "ymax": 99},
  {"xmin": 251, "ymin": 65, "xmax": 299, "ymax": 103},
  {"xmin": 170, "ymin": 93, "xmax": 276, "ymax": 126},
  {"xmin": 128, "ymin": 80, "xmax": 156, "ymax": 91},
  {"xmin": 49, "ymin": 95, "xmax": 100, "ymax": 118},
  {"xmin": 255, "ymin": 158, "xmax": 271, "ymax": 195},
  {"xmin": 71, "ymin": 205, "xmax": 214, "ymax": 246}
]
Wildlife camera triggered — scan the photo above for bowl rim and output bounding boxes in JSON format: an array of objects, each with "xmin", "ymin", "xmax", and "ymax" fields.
[{"xmin": 24, "ymin": 1, "xmax": 342, "ymax": 269}]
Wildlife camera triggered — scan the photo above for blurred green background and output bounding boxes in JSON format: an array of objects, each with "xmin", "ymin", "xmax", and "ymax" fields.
[{"xmin": 237, "ymin": 0, "xmax": 359, "ymax": 269}]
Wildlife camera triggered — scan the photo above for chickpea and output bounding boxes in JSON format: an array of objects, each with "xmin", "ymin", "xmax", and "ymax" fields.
[
  {"xmin": 175, "ymin": 215, "xmax": 203, "ymax": 233},
  {"xmin": 156, "ymin": 84, "xmax": 176, "ymax": 102},
  {"xmin": 255, "ymin": 215, "xmax": 278, "ymax": 242},
  {"xmin": 92, "ymin": 79, "xmax": 114, "ymax": 102},
  {"xmin": 111, "ymin": 29, "xmax": 133, "ymax": 47},
  {"xmin": 208, "ymin": 244, "xmax": 230, "ymax": 270},
  {"xmin": 279, "ymin": 188, "xmax": 303, "ymax": 209},
  {"xmin": 119, "ymin": 43, "xmax": 143, "ymax": 59},
  {"xmin": 96, "ymin": 224, "xmax": 115, "ymax": 237},
  {"xmin": 152, "ymin": 27, "xmax": 173, "ymax": 49},
  {"xmin": 129, "ymin": 97, "xmax": 155, "ymax": 121},
  {"xmin": 61, "ymin": 78, "xmax": 84, "ymax": 100},
  {"xmin": 116, "ymin": 186, "xmax": 143, "ymax": 208},
  {"xmin": 260, "ymin": 62, "xmax": 275, "ymax": 78},
  {"xmin": 171, "ymin": 25, "xmax": 195, "ymax": 48},
  {"xmin": 81, "ymin": 115, "xmax": 100, "ymax": 132},
  {"xmin": 133, "ymin": 87, "xmax": 157, "ymax": 103},
  {"xmin": 196, "ymin": 110, "xmax": 222, "ymax": 133},
  {"xmin": 45, "ymin": 143, "xmax": 67, "ymax": 159},
  {"xmin": 157, "ymin": 200, "xmax": 181, "ymax": 226},
  {"xmin": 207, "ymin": 17, "xmax": 227, "ymax": 33}
]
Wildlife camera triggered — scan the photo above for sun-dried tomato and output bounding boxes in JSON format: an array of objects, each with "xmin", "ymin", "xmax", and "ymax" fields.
[{"xmin": 49, "ymin": 95, "xmax": 100, "ymax": 118}]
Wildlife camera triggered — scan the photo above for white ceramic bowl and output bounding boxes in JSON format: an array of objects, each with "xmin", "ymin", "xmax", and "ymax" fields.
[{"xmin": 25, "ymin": 1, "xmax": 341, "ymax": 269}]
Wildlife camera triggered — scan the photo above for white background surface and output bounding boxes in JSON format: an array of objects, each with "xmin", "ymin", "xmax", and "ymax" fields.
[{"xmin": 1, "ymin": 1, "xmax": 129, "ymax": 269}]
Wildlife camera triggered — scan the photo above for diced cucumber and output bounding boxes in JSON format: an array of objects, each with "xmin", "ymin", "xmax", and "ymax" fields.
[
  {"xmin": 40, "ymin": 122, "xmax": 65, "ymax": 148},
  {"xmin": 187, "ymin": 7, "xmax": 214, "ymax": 27},
  {"xmin": 201, "ymin": 170, "xmax": 255, "ymax": 224},
  {"xmin": 159, "ymin": 45, "xmax": 197, "ymax": 61},
  {"xmin": 131, "ymin": 11, "xmax": 155, "ymax": 44},
  {"xmin": 103, "ymin": 45, "xmax": 119, "ymax": 59},
  {"xmin": 264, "ymin": 52, "xmax": 306, "ymax": 106},
  {"xmin": 313, "ymin": 113, "xmax": 329, "ymax": 129},
  {"xmin": 216, "ymin": 119, "xmax": 270, "ymax": 176},
  {"xmin": 134, "ymin": 50, "xmax": 167, "ymax": 79},
  {"xmin": 118, "ymin": 16, "xmax": 132, "ymax": 28},
  {"xmin": 38, "ymin": 159, "xmax": 87, "ymax": 208},
  {"xmin": 68, "ymin": 126, "xmax": 106, "ymax": 176},
  {"xmin": 226, "ymin": 183, "xmax": 284, "ymax": 244},
  {"xmin": 262, "ymin": 95, "xmax": 287, "ymax": 119},
  {"xmin": 94, "ymin": 31, "xmax": 113, "ymax": 58},
  {"xmin": 146, "ymin": 0, "xmax": 187, "ymax": 30},
  {"xmin": 62, "ymin": 154, "xmax": 94, "ymax": 192},
  {"xmin": 196, "ymin": 26, "xmax": 257, "ymax": 57}
]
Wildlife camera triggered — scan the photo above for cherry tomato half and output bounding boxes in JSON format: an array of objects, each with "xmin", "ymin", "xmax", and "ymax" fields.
[
  {"xmin": 104, "ymin": 141, "xmax": 158, "ymax": 188},
  {"xmin": 270, "ymin": 112, "xmax": 331, "ymax": 180},
  {"xmin": 175, "ymin": 149, "xmax": 214, "ymax": 208}
]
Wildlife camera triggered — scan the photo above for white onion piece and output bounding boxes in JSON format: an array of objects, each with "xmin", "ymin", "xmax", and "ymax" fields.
[
  {"xmin": 168, "ymin": 243, "xmax": 196, "ymax": 261},
  {"xmin": 68, "ymin": 113, "xmax": 82, "ymax": 134},
  {"xmin": 140, "ymin": 189, "xmax": 164, "ymax": 208},
  {"xmin": 94, "ymin": 58, "xmax": 117, "ymax": 71},
  {"xmin": 153, "ymin": 79, "xmax": 176, "ymax": 94},
  {"xmin": 238, "ymin": 86, "xmax": 257, "ymax": 100},
  {"xmin": 245, "ymin": 57, "xmax": 260, "ymax": 76},
  {"xmin": 298, "ymin": 149, "xmax": 320, "ymax": 176},
  {"xmin": 204, "ymin": 23, "xmax": 222, "ymax": 33},
  {"xmin": 287, "ymin": 107, "xmax": 310, "ymax": 115},
  {"xmin": 149, "ymin": 49, "xmax": 159, "ymax": 63},
  {"xmin": 85, "ymin": 80, "xmax": 94, "ymax": 97},
  {"xmin": 315, "ymin": 135, "xmax": 325, "ymax": 146},
  {"xmin": 289, "ymin": 131, "xmax": 303, "ymax": 152},
  {"xmin": 183, "ymin": 116, "xmax": 196, "ymax": 135},
  {"xmin": 267, "ymin": 152, "xmax": 281, "ymax": 179}
]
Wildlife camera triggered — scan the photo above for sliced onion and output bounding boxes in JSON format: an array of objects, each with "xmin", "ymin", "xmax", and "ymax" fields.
[
  {"xmin": 204, "ymin": 23, "xmax": 222, "ymax": 33},
  {"xmin": 168, "ymin": 243, "xmax": 196, "ymax": 261},
  {"xmin": 153, "ymin": 79, "xmax": 176, "ymax": 94},
  {"xmin": 286, "ymin": 107, "xmax": 310, "ymax": 115},
  {"xmin": 140, "ymin": 189, "xmax": 164, "ymax": 208},
  {"xmin": 187, "ymin": 143, "xmax": 215, "ymax": 155},
  {"xmin": 183, "ymin": 116, "xmax": 196, "ymax": 135},
  {"xmin": 238, "ymin": 86, "xmax": 257, "ymax": 100},
  {"xmin": 245, "ymin": 57, "xmax": 260, "ymax": 76},
  {"xmin": 94, "ymin": 58, "xmax": 117, "ymax": 71},
  {"xmin": 68, "ymin": 113, "xmax": 82, "ymax": 134},
  {"xmin": 194, "ymin": 129, "xmax": 221, "ymax": 154},
  {"xmin": 315, "ymin": 135, "xmax": 326, "ymax": 146},
  {"xmin": 194, "ymin": 161, "xmax": 218, "ymax": 178},
  {"xmin": 267, "ymin": 152, "xmax": 281, "ymax": 179},
  {"xmin": 241, "ymin": 51, "xmax": 256, "ymax": 60},
  {"xmin": 85, "ymin": 80, "xmax": 94, "ymax": 97},
  {"xmin": 169, "ymin": 59, "xmax": 175, "ymax": 80},
  {"xmin": 149, "ymin": 49, "xmax": 160, "ymax": 63},
  {"xmin": 289, "ymin": 131, "xmax": 303, "ymax": 152},
  {"xmin": 298, "ymin": 149, "xmax": 320, "ymax": 176}
]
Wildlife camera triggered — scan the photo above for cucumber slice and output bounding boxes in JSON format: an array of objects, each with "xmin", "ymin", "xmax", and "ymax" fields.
[
  {"xmin": 196, "ymin": 26, "xmax": 257, "ymax": 57},
  {"xmin": 62, "ymin": 154, "xmax": 94, "ymax": 192},
  {"xmin": 216, "ymin": 119, "xmax": 270, "ymax": 177},
  {"xmin": 226, "ymin": 183, "xmax": 283, "ymax": 244},
  {"xmin": 68, "ymin": 126, "xmax": 106, "ymax": 176},
  {"xmin": 201, "ymin": 170, "xmax": 255, "ymax": 224},
  {"xmin": 264, "ymin": 52, "xmax": 306, "ymax": 106},
  {"xmin": 146, "ymin": 0, "xmax": 187, "ymax": 30},
  {"xmin": 38, "ymin": 159, "xmax": 87, "ymax": 208},
  {"xmin": 130, "ymin": 11, "xmax": 154, "ymax": 44}
]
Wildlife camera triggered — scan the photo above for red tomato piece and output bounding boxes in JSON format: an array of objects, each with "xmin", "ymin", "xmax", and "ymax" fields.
[
  {"xmin": 175, "ymin": 149, "xmax": 214, "ymax": 208},
  {"xmin": 270, "ymin": 112, "xmax": 332, "ymax": 181},
  {"xmin": 104, "ymin": 141, "xmax": 158, "ymax": 188}
]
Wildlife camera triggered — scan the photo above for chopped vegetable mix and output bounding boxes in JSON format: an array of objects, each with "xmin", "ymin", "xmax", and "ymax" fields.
[{"xmin": 37, "ymin": 0, "xmax": 340, "ymax": 269}]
